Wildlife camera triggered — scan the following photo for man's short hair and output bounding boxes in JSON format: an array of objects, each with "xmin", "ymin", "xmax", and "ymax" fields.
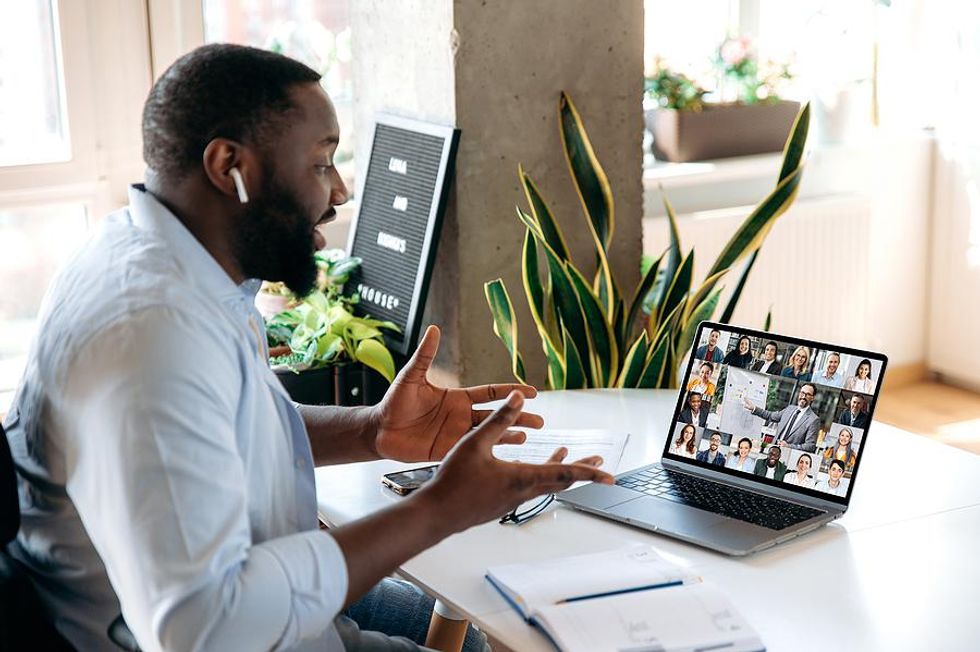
[
  {"xmin": 687, "ymin": 391, "xmax": 702, "ymax": 403},
  {"xmin": 829, "ymin": 459, "xmax": 846, "ymax": 473},
  {"xmin": 142, "ymin": 44, "xmax": 321, "ymax": 180},
  {"xmin": 800, "ymin": 382, "xmax": 817, "ymax": 395}
]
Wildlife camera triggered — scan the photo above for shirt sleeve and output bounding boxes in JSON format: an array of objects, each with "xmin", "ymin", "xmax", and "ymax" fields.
[{"xmin": 59, "ymin": 305, "xmax": 347, "ymax": 652}]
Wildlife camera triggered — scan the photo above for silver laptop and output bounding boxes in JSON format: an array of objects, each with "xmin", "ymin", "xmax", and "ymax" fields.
[{"xmin": 558, "ymin": 321, "xmax": 887, "ymax": 556}]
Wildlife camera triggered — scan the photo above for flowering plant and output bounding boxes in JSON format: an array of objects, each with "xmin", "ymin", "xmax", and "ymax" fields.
[
  {"xmin": 715, "ymin": 36, "xmax": 792, "ymax": 104},
  {"xmin": 644, "ymin": 60, "xmax": 708, "ymax": 111}
]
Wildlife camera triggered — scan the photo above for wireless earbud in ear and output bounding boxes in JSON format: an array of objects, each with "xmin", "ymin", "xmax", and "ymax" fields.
[{"xmin": 229, "ymin": 167, "xmax": 249, "ymax": 204}]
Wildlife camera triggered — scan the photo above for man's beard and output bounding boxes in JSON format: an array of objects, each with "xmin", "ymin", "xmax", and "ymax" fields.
[{"xmin": 234, "ymin": 174, "xmax": 321, "ymax": 297}]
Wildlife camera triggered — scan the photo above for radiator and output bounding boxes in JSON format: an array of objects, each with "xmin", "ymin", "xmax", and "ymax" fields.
[{"xmin": 642, "ymin": 193, "xmax": 872, "ymax": 344}]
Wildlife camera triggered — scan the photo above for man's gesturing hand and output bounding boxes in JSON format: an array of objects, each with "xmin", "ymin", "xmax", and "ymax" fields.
[
  {"xmin": 374, "ymin": 325, "xmax": 544, "ymax": 462},
  {"xmin": 412, "ymin": 391, "xmax": 614, "ymax": 534}
]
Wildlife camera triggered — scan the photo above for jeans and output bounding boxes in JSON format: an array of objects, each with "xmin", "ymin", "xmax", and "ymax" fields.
[{"xmin": 338, "ymin": 578, "xmax": 489, "ymax": 652}]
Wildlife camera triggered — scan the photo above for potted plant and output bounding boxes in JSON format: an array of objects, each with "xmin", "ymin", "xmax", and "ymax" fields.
[
  {"xmin": 259, "ymin": 250, "xmax": 399, "ymax": 406},
  {"xmin": 484, "ymin": 92, "xmax": 809, "ymax": 389},
  {"xmin": 645, "ymin": 37, "xmax": 799, "ymax": 162}
]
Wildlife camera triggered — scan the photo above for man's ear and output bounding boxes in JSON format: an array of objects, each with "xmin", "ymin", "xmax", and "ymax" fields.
[{"xmin": 202, "ymin": 139, "xmax": 253, "ymax": 203}]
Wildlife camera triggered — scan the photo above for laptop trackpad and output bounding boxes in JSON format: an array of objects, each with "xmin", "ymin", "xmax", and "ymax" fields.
[{"xmin": 608, "ymin": 496, "xmax": 727, "ymax": 535}]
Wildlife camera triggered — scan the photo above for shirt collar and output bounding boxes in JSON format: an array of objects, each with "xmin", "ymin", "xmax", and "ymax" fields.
[{"xmin": 128, "ymin": 184, "xmax": 249, "ymax": 305}]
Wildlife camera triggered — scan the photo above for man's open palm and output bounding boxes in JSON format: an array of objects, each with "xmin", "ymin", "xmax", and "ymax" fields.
[{"xmin": 374, "ymin": 326, "xmax": 544, "ymax": 461}]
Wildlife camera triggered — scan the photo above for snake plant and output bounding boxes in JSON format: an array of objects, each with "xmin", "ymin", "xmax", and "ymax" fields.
[{"xmin": 485, "ymin": 92, "xmax": 810, "ymax": 389}]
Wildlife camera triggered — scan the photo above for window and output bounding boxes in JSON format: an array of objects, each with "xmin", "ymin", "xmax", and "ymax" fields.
[
  {"xmin": 0, "ymin": 1, "xmax": 150, "ymax": 414},
  {"xmin": 0, "ymin": 0, "xmax": 70, "ymax": 167},
  {"xmin": 203, "ymin": 0, "xmax": 356, "ymax": 192}
]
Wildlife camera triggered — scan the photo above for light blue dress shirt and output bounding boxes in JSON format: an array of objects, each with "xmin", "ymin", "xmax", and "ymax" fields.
[{"xmin": 3, "ymin": 186, "xmax": 348, "ymax": 651}]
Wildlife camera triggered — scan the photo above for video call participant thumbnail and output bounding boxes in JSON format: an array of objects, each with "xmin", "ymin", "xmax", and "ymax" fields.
[
  {"xmin": 725, "ymin": 437, "xmax": 755, "ymax": 473},
  {"xmin": 669, "ymin": 424, "xmax": 698, "ymax": 459},
  {"xmin": 679, "ymin": 391, "xmax": 708, "ymax": 427},
  {"xmin": 837, "ymin": 395, "xmax": 869, "ymax": 429},
  {"xmin": 753, "ymin": 445, "xmax": 787, "ymax": 481},
  {"xmin": 781, "ymin": 346, "xmax": 812, "ymax": 381},
  {"xmin": 750, "ymin": 340, "xmax": 783, "ymax": 376},
  {"xmin": 783, "ymin": 453, "xmax": 814, "ymax": 488},
  {"xmin": 722, "ymin": 335, "xmax": 754, "ymax": 368},
  {"xmin": 686, "ymin": 361, "xmax": 717, "ymax": 397},
  {"xmin": 741, "ymin": 383, "xmax": 820, "ymax": 452},
  {"xmin": 813, "ymin": 351, "xmax": 844, "ymax": 388},
  {"xmin": 815, "ymin": 459, "xmax": 848, "ymax": 496},
  {"xmin": 695, "ymin": 329, "xmax": 725, "ymax": 363},
  {"xmin": 844, "ymin": 358, "xmax": 875, "ymax": 393},
  {"xmin": 823, "ymin": 427, "xmax": 858, "ymax": 471},
  {"xmin": 696, "ymin": 432, "xmax": 726, "ymax": 467}
]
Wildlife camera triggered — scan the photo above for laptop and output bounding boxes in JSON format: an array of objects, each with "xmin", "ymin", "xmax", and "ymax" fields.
[{"xmin": 558, "ymin": 321, "xmax": 887, "ymax": 556}]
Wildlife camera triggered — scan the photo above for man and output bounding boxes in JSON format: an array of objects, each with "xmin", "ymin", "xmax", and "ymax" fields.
[
  {"xmin": 694, "ymin": 329, "xmax": 724, "ymax": 363},
  {"xmin": 1, "ymin": 45, "xmax": 612, "ymax": 651},
  {"xmin": 838, "ymin": 394, "xmax": 869, "ymax": 428},
  {"xmin": 815, "ymin": 459, "xmax": 848, "ymax": 496},
  {"xmin": 695, "ymin": 432, "xmax": 726, "ymax": 467},
  {"xmin": 686, "ymin": 362, "xmax": 717, "ymax": 397},
  {"xmin": 741, "ymin": 383, "xmax": 821, "ymax": 452},
  {"xmin": 749, "ymin": 340, "xmax": 782, "ymax": 375},
  {"xmin": 678, "ymin": 391, "xmax": 708, "ymax": 427},
  {"xmin": 814, "ymin": 351, "xmax": 844, "ymax": 388},
  {"xmin": 752, "ymin": 445, "xmax": 787, "ymax": 481}
]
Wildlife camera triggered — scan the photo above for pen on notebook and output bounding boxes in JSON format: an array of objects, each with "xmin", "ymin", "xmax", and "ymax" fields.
[{"xmin": 559, "ymin": 579, "xmax": 684, "ymax": 604}]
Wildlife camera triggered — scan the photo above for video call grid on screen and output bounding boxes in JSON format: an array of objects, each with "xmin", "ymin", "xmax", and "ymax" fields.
[{"xmin": 663, "ymin": 322, "xmax": 888, "ymax": 505}]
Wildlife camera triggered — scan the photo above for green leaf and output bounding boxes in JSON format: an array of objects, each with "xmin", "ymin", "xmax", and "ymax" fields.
[
  {"xmin": 559, "ymin": 91, "xmax": 615, "ymax": 250},
  {"xmin": 521, "ymin": 229, "xmax": 560, "ymax": 351},
  {"xmin": 627, "ymin": 251, "xmax": 663, "ymax": 341},
  {"xmin": 354, "ymin": 338, "xmax": 396, "ymax": 383},
  {"xmin": 544, "ymin": 336, "xmax": 566, "ymax": 390},
  {"xmin": 684, "ymin": 268, "xmax": 728, "ymax": 323},
  {"xmin": 484, "ymin": 279, "xmax": 528, "ymax": 383},
  {"xmin": 559, "ymin": 92, "xmax": 616, "ymax": 318},
  {"xmin": 520, "ymin": 167, "xmax": 571, "ymax": 262},
  {"xmin": 706, "ymin": 166, "xmax": 803, "ymax": 279},
  {"xmin": 637, "ymin": 330, "xmax": 671, "ymax": 388},
  {"xmin": 542, "ymin": 245, "xmax": 591, "ymax": 383},
  {"xmin": 567, "ymin": 263, "xmax": 618, "ymax": 386},
  {"xmin": 707, "ymin": 105, "xmax": 810, "ymax": 279},
  {"xmin": 315, "ymin": 333, "xmax": 344, "ymax": 361},
  {"xmin": 719, "ymin": 247, "xmax": 761, "ymax": 324},
  {"xmin": 777, "ymin": 102, "xmax": 810, "ymax": 185},
  {"xmin": 562, "ymin": 324, "xmax": 588, "ymax": 389},
  {"xmin": 678, "ymin": 287, "xmax": 724, "ymax": 360},
  {"xmin": 617, "ymin": 331, "xmax": 649, "ymax": 388},
  {"xmin": 661, "ymin": 250, "xmax": 694, "ymax": 328},
  {"xmin": 650, "ymin": 192, "xmax": 682, "ymax": 317}
]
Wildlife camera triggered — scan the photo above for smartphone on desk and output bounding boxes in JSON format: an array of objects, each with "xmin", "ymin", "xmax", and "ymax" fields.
[{"xmin": 382, "ymin": 464, "xmax": 439, "ymax": 495}]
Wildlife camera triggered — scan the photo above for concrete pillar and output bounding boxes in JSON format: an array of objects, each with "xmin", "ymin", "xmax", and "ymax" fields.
[{"xmin": 353, "ymin": 0, "xmax": 644, "ymax": 387}]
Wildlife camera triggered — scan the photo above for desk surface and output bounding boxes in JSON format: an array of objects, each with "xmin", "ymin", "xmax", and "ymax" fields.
[{"xmin": 315, "ymin": 389, "xmax": 980, "ymax": 651}]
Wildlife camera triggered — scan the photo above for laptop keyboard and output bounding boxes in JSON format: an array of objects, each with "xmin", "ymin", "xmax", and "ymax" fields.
[{"xmin": 615, "ymin": 466, "xmax": 823, "ymax": 531}]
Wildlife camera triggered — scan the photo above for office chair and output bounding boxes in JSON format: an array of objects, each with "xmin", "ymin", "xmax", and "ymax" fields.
[
  {"xmin": 1, "ymin": 422, "xmax": 140, "ymax": 651},
  {"xmin": 0, "ymin": 421, "xmax": 74, "ymax": 650}
]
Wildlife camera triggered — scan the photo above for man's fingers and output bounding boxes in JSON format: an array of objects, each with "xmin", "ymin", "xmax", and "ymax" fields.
[
  {"xmin": 532, "ymin": 462, "xmax": 614, "ymax": 487},
  {"xmin": 465, "ymin": 383, "xmax": 538, "ymax": 405},
  {"xmin": 571, "ymin": 455, "xmax": 603, "ymax": 467},
  {"xmin": 496, "ymin": 430, "xmax": 527, "ymax": 446},
  {"xmin": 470, "ymin": 409, "xmax": 544, "ymax": 429},
  {"xmin": 471, "ymin": 391, "xmax": 524, "ymax": 450},
  {"xmin": 546, "ymin": 447, "xmax": 568, "ymax": 464},
  {"xmin": 398, "ymin": 325, "xmax": 440, "ymax": 383}
]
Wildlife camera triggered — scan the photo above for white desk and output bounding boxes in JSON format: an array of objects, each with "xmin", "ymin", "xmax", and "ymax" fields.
[{"xmin": 315, "ymin": 389, "xmax": 980, "ymax": 651}]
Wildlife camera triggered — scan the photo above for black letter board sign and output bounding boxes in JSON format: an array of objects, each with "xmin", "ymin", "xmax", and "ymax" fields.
[{"xmin": 346, "ymin": 114, "xmax": 460, "ymax": 356}]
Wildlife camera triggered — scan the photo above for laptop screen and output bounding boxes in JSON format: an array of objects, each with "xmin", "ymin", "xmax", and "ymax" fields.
[{"xmin": 663, "ymin": 322, "xmax": 887, "ymax": 505}]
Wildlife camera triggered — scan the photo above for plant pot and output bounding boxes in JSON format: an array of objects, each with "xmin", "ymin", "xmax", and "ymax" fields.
[
  {"xmin": 646, "ymin": 100, "xmax": 801, "ymax": 162},
  {"xmin": 274, "ymin": 363, "xmax": 389, "ymax": 407}
]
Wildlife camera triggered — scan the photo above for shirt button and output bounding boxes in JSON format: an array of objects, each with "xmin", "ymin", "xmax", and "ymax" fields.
[{"xmin": 295, "ymin": 458, "xmax": 304, "ymax": 469}]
